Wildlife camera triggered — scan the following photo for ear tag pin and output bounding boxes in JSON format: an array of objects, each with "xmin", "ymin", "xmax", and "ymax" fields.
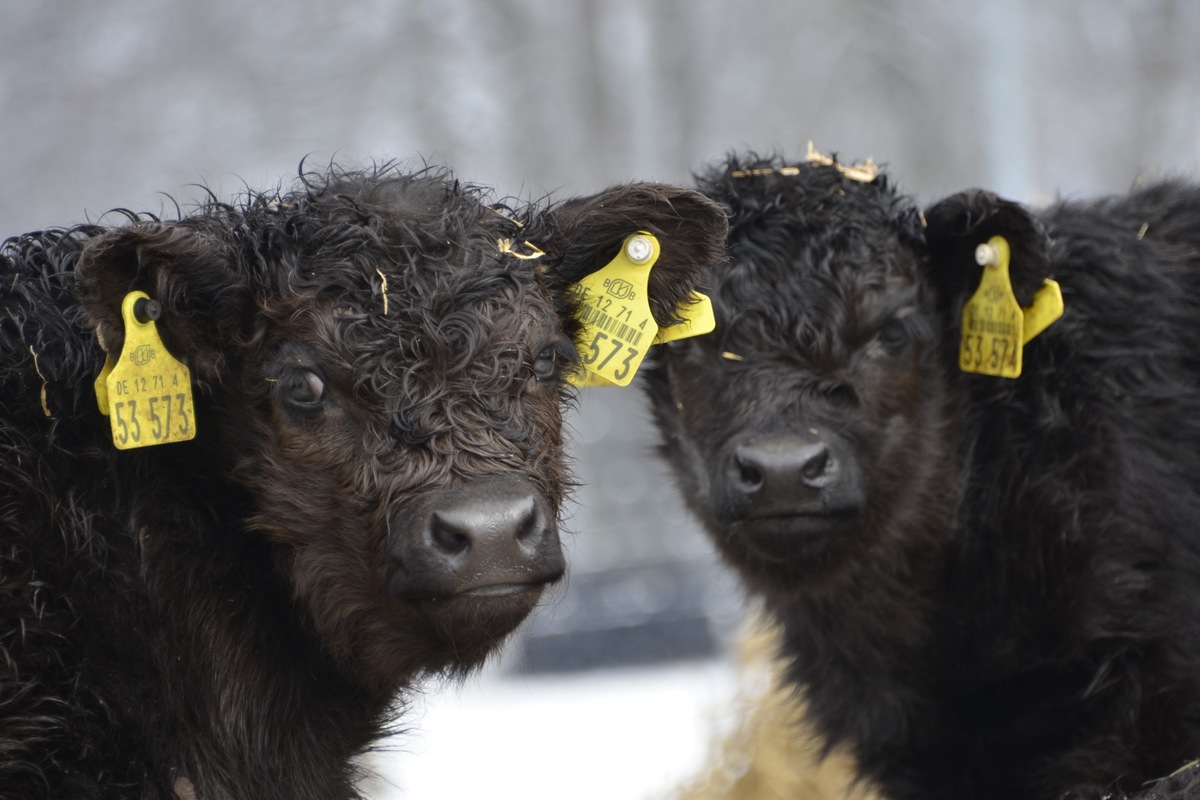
[
  {"xmin": 102, "ymin": 291, "xmax": 197, "ymax": 449},
  {"xmin": 959, "ymin": 235, "xmax": 1063, "ymax": 379}
]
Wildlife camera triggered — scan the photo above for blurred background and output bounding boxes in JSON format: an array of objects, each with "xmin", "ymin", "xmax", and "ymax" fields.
[{"xmin": 4, "ymin": 1, "xmax": 1199, "ymax": 797}]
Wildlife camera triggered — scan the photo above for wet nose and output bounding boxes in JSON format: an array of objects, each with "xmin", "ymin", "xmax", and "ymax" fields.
[
  {"xmin": 394, "ymin": 476, "xmax": 564, "ymax": 598},
  {"xmin": 720, "ymin": 434, "xmax": 862, "ymax": 520},
  {"xmin": 732, "ymin": 439, "xmax": 838, "ymax": 496},
  {"xmin": 426, "ymin": 490, "xmax": 547, "ymax": 565}
]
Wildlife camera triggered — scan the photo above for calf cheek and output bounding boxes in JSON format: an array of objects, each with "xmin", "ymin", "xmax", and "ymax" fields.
[
  {"xmin": 273, "ymin": 475, "xmax": 450, "ymax": 685},
  {"xmin": 239, "ymin": 421, "xmax": 417, "ymax": 664},
  {"xmin": 855, "ymin": 356, "xmax": 950, "ymax": 533},
  {"xmin": 244, "ymin": 419, "xmax": 374, "ymax": 546},
  {"xmin": 670, "ymin": 361, "xmax": 757, "ymax": 521},
  {"xmin": 516, "ymin": 391, "xmax": 571, "ymax": 509},
  {"xmin": 289, "ymin": 527, "xmax": 404, "ymax": 657}
]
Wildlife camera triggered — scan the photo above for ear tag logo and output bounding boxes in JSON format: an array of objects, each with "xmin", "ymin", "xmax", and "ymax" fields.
[
  {"xmin": 959, "ymin": 236, "xmax": 1025, "ymax": 378},
  {"xmin": 104, "ymin": 291, "xmax": 197, "ymax": 449},
  {"xmin": 568, "ymin": 233, "xmax": 661, "ymax": 387}
]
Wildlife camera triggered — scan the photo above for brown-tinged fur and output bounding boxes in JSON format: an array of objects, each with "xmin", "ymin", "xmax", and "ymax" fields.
[{"xmin": 0, "ymin": 162, "xmax": 727, "ymax": 799}]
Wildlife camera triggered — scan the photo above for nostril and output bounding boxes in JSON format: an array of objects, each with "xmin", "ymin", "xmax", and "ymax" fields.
[
  {"xmin": 801, "ymin": 448, "xmax": 832, "ymax": 482},
  {"xmin": 733, "ymin": 450, "xmax": 766, "ymax": 493},
  {"xmin": 429, "ymin": 514, "xmax": 472, "ymax": 557},
  {"xmin": 739, "ymin": 462, "xmax": 764, "ymax": 491},
  {"xmin": 515, "ymin": 502, "xmax": 543, "ymax": 546}
]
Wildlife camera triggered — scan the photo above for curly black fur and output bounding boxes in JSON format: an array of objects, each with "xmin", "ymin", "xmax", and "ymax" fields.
[
  {"xmin": 643, "ymin": 152, "xmax": 1200, "ymax": 800},
  {"xmin": 0, "ymin": 162, "xmax": 726, "ymax": 799}
]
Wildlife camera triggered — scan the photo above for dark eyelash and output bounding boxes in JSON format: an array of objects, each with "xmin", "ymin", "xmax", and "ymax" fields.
[
  {"xmin": 551, "ymin": 338, "xmax": 581, "ymax": 370},
  {"xmin": 898, "ymin": 312, "xmax": 933, "ymax": 344}
]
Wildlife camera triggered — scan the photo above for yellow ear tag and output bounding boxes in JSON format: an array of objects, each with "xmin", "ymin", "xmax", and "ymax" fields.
[
  {"xmin": 959, "ymin": 236, "xmax": 1025, "ymax": 378},
  {"xmin": 573, "ymin": 291, "xmax": 716, "ymax": 387},
  {"xmin": 94, "ymin": 352, "xmax": 116, "ymax": 415},
  {"xmin": 652, "ymin": 292, "xmax": 716, "ymax": 344},
  {"xmin": 94, "ymin": 326, "xmax": 115, "ymax": 415},
  {"xmin": 1021, "ymin": 278, "xmax": 1064, "ymax": 344},
  {"xmin": 568, "ymin": 233, "xmax": 661, "ymax": 387},
  {"xmin": 104, "ymin": 291, "xmax": 197, "ymax": 449}
]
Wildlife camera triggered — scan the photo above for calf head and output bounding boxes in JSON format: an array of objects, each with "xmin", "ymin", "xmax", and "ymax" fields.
[
  {"xmin": 76, "ymin": 165, "xmax": 725, "ymax": 690},
  {"xmin": 645, "ymin": 153, "xmax": 1053, "ymax": 601}
]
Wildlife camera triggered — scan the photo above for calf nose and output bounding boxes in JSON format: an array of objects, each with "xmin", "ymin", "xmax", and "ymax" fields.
[
  {"xmin": 733, "ymin": 439, "xmax": 836, "ymax": 494},
  {"xmin": 408, "ymin": 477, "xmax": 564, "ymax": 595},
  {"xmin": 722, "ymin": 435, "xmax": 861, "ymax": 520},
  {"xmin": 427, "ymin": 492, "xmax": 544, "ymax": 563}
]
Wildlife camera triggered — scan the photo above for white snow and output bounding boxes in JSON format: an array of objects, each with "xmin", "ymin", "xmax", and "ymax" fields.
[{"xmin": 362, "ymin": 659, "xmax": 738, "ymax": 800}]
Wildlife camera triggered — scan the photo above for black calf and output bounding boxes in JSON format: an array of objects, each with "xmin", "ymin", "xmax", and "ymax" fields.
[{"xmin": 645, "ymin": 151, "xmax": 1200, "ymax": 800}]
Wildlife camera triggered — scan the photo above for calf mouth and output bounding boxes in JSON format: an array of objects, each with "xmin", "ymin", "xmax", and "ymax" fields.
[
  {"xmin": 394, "ymin": 572, "xmax": 561, "ymax": 611},
  {"xmin": 736, "ymin": 510, "xmax": 860, "ymax": 563},
  {"xmin": 459, "ymin": 582, "xmax": 546, "ymax": 597},
  {"xmin": 407, "ymin": 580, "xmax": 557, "ymax": 647},
  {"xmin": 411, "ymin": 581, "xmax": 550, "ymax": 609}
]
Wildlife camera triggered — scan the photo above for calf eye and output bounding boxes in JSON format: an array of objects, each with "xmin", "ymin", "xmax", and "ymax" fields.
[
  {"xmin": 878, "ymin": 318, "xmax": 909, "ymax": 350},
  {"xmin": 282, "ymin": 370, "xmax": 325, "ymax": 410},
  {"xmin": 533, "ymin": 346, "xmax": 557, "ymax": 381},
  {"xmin": 532, "ymin": 335, "xmax": 577, "ymax": 383}
]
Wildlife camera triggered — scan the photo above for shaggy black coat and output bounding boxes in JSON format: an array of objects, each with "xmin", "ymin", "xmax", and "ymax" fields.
[
  {"xmin": 0, "ymin": 163, "xmax": 726, "ymax": 800},
  {"xmin": 643, "ymin": 152, "xmax": 1200, "ymax": 800}
]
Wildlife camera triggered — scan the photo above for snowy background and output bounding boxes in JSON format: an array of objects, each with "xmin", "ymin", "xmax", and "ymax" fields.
[{"xmin": 4, "ymin": 1, "xmax": 1199, "ymax": 797}]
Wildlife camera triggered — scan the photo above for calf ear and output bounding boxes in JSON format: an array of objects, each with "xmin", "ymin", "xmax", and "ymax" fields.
[
  {"xmin": 922, "ymin": 189, "xmax": 1051, "ymax": 308},
  {"xmin": 76, "ymin": 223, "xmax": 246, "ymax": 388},
  {"xmin": 530, "ymin": 184, "xmax": 729, "ymax": 328}
]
